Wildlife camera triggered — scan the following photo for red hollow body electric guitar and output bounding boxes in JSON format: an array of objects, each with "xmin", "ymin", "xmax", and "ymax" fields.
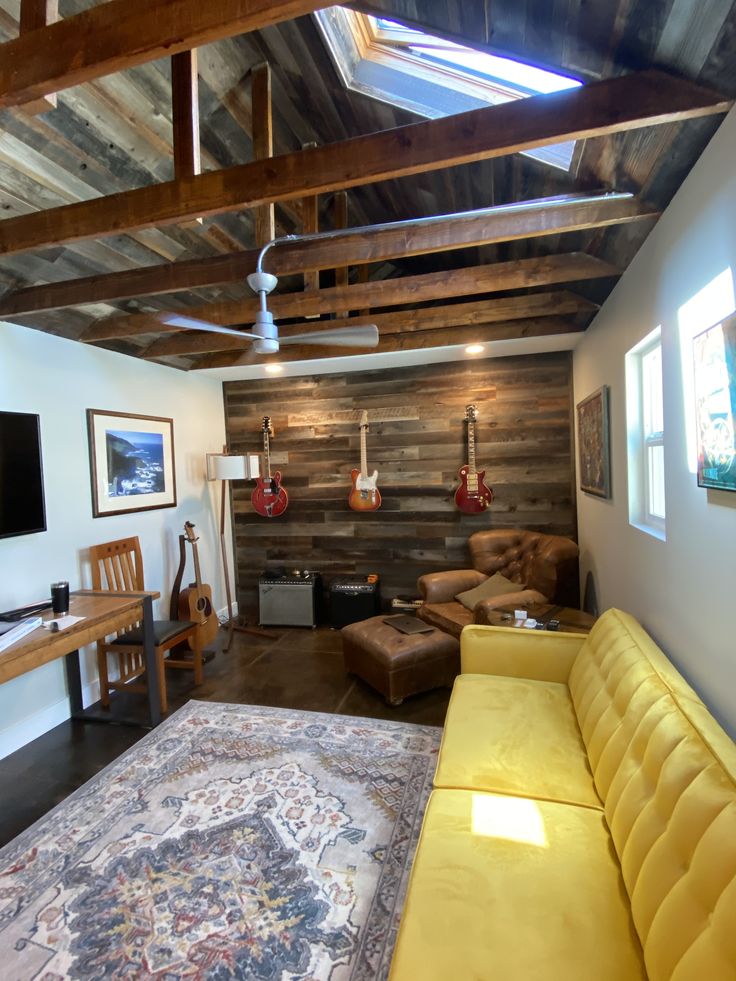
[
  {"xmin": 252, "ymin": 416, "xmax": 289, "ymax": 518},
  {"xmin": 455, "ymin": 403, "xmax": 494, "ymax": 514}
]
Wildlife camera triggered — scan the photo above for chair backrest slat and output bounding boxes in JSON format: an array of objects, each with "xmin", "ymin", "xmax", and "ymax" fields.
[{"xmin": 90, "ymin": 537, "xmax": 145, "ymax": 593}]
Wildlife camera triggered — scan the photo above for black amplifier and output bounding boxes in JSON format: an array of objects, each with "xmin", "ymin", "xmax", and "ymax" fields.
[{"xmin": 330, "ymin": 577, "xmax": 381, "ymax": 629}]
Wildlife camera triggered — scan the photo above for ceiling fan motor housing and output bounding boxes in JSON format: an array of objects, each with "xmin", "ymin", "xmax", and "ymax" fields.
[{"xmin": 252, "ymin": 309, "xmax": 279, "ymax": 354}]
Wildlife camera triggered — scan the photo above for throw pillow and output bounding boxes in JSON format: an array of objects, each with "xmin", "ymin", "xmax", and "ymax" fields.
[{"xmin": 455, "ymin": 572, "xmax": 523, "ymax": 611}]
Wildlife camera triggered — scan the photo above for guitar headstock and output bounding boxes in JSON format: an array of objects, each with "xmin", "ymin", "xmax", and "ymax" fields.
[
  {"xmin": 262, "ymin": 416, "xmax": 274, "ymax": 437},
  {"xmin": 359, "ymin": 409, "xmax": 369, "ymax": 431},
  {"xmin": 465, "ymin": 404, "xmax": 478, "ymax": 423},
  {"xmin": 184, "ymin": 521, "xmax": 198, "ymax": 544}
]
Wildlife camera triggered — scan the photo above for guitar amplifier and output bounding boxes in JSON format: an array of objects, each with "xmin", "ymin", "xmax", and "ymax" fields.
[
  {"xmin": 329, "ymin": 578, "xmax": 381, "ymax": 629},
  {"xmin": 258, "ymin": 572, "xmax": 320, "ymax": 627}
]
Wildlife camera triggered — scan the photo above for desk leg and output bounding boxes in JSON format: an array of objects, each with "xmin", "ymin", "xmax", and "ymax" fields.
[
  {"xmin": 141, "ymin": 595, "xmax": 162, "ymax": 727},
  {"xmin": 64, "ymin": 650, "xmax": 84, "ymax": 715}
]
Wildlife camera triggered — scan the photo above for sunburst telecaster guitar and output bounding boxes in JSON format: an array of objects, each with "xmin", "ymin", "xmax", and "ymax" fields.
[
  {"xmin": 251, "ymin": 416, "xmax": 289, "ymax": 518},
  {"xmin": 349, "ymin": 409, "xmax": 381, "ymax": 511},
  {"xmin": 178, "ymin": 521, "xmax": 219, "ymax": 648},
  {"xmin": 455, "ymin": 403, "xmax": 494, "ymax": 514}
]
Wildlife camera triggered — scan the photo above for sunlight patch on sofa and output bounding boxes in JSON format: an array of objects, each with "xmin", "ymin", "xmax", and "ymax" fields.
[{"xmin": 471, "ymin": 793, "xmax": 548, "ymax": 847}]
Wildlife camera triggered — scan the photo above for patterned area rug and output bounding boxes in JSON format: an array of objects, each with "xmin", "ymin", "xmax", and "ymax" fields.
[{"xmin": 0, "ymin": 702, "xmax": 440, "ymax": 980}]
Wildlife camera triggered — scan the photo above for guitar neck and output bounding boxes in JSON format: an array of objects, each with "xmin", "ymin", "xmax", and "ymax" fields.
[
  {"xmin": 467, "ymin": 421, "xmax": 476, "ymax": 473},
  {"xmin": 263, "ymin": 430, "xmax": 271, "ymax": 478},
  {"xmin": 192, "ymin": 541, "xmax": 203, "ymax": 590},
  {"xmin": 360, "ymin": 426, "xmax": 368, "ymax": 474}
]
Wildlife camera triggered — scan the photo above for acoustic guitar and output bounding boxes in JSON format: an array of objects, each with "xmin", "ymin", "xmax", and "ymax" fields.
[
  {"xmin": 455, "ymin": 403, "xmax": 494, "ymax": 514},
  {"xmin": 178, "ymin": 521, "xmax": 219, "ymax": 648},
  {"xmin": 252, "ymin": 416, "xmax": 289, "ymax": 518},
  {"xmin": 349, "ymin": 409, "xmax": 381, "ymax": 511}
]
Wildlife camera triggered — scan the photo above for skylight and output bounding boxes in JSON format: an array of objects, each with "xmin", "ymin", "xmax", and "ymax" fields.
[{"xmin": 315, "ymin": 9, "xmax": 582, "ymax": 171}]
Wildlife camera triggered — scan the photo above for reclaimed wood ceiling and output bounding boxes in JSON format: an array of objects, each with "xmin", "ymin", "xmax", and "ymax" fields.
[{"xmin": 0, "ymin": 0, "xmax": 734, "ymax": 370}]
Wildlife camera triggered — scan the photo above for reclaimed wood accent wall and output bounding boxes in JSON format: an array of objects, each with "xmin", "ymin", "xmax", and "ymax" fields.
[{"xmin": 224, "ymin": 351, "xmax": 577, "ymax": 610}]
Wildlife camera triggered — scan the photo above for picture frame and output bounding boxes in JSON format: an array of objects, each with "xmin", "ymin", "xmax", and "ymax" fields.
[
  {"xmin": 576, "ymin": 386, "xmax": 611, "ymax": 499},
  {"xmin": 693, "ymin": 313, "xmax": 736, "ymax": 493},
  {"xmin": 87, "ymin": 409, "xmax": 177, "ymax": 517}
]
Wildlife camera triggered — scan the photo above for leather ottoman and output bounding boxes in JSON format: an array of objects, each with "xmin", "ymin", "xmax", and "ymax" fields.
[{"xmin": 342, "ymin": 616, "xmax": 460, "ymax": 705}]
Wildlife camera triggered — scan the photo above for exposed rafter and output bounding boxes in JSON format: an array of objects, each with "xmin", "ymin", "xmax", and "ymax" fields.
[
  {"xmin": 84, "ymin": 256, "xmax": 615, "ymax": 342},
  {"xmin": 1, "ymin": 197, "xmax": 648, "ymax": 318},
  {"xmin": 0, "ymin": 0, "xmax": 323, "ymax": 110},
  {"xmin": 0, "ymin": 70, "xmax": 726, "ymax": 256}
]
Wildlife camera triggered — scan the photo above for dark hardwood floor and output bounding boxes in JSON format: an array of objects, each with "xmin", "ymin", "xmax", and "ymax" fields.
[{"xmin": 0, "ymin": 623, "xmax": 451, "ymax": 848}]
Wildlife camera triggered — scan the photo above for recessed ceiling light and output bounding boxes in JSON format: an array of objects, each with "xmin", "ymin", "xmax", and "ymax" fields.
[
  {"xmin": 465, "ymin": 344, "xmax": 485, "ymax": 355},
  {"xmin": 265, "ymin": 364, "xmax": 284, "ymax": 374}
]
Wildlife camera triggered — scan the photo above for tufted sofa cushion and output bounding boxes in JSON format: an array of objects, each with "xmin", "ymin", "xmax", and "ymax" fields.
[{"xmin": 569, "ymin": 610, "xmax": 736, "ymax": 979}]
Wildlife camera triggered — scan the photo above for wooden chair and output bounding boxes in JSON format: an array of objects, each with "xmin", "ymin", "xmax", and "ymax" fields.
[{"xmin": 90, "ymin": 536, "xmax": 203, "ymax": 714}]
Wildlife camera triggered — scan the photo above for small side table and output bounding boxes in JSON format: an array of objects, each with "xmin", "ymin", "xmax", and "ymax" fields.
[{"xmin": 481, "ymin": 603, "xmax": 596, "ymax": 635}]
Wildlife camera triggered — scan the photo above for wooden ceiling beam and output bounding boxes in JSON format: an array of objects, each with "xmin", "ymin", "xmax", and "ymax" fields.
[
  {"xmin": 0, "ymin": 70, "xmax": 725, "ymax": 256},
  {"xmin": 0, "ymin": 0, "xmax": 324, "ymax": 110},
  {"xmin": 171, "ymin": 49, "xmax": 201, "ymax": 181},
  {"xmin": 1, "ymin": 195, "xmax": 647, "ymax": 318},
  {"xmin": 140, "ymin": 292, "xmax": 596, "ymax": 358},
  {"xmin": 86, "ymin": 253, "xmax": 615, "ymax": 341},
  {"xmin": 18, "ymin": 0, "xmax": 58, "ymax": 115},
  {"xmin": 252, "ymin": 63, "xmax": 275, "ymax": 248},
  {"xmin": 190, "ymin": 317, "xmax": 585, "ymax": 369}
]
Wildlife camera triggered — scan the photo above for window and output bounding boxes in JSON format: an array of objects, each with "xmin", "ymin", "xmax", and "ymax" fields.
[
  {"xmin": 626, "ymin": 329, "xmax": 666, "ymax": 538},
  {"xmin": 314, "ymin": 8, "xmax": 582, "ymax": 171}
]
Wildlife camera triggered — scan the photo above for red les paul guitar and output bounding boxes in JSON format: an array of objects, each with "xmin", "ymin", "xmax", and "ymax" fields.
[
  {"xmin": 455, "ymin": 403, "xmax": 494, "ymax": 514},
  {"xmin": 251, "ymin": 415, "xmax": 288, "ymax": 518}
]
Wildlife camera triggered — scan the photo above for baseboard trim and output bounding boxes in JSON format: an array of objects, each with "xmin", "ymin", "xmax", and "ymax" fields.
[{"xmin": 0, "ymin": 678, "xmax": 100, "ymax": 762}]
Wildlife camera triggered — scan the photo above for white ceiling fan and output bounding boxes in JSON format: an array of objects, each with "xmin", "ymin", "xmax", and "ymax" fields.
[{"xmin": 158, "ymin": 234, "xmax": 379, "ymax": 355}]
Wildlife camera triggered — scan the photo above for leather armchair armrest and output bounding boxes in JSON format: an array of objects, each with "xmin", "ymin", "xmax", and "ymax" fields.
[
  {"xmin": 472, "ymin": 589, "xmax": 547, "ymax": 623},
  {"xmin": 460, "ymin": 624, "xmax": 587, "ymax": 684},
  {"xmin": 418, "ymin": 569, "xmax": 487, "ymax": 604}
]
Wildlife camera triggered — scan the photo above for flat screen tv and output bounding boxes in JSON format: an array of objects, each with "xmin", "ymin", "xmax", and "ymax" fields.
[
  {"xmin": 693, "ymin": 312, "xmax": 736, "ymax": 493},
  {"xmin": 0, "ymin": 411, "xmax": 47, "ymax": 539}
]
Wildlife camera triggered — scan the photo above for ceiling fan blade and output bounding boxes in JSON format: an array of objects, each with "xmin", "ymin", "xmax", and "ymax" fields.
[
  {"xmin": 279, "ymin": 325, "xmax": 380, "ymax": 348},
  {"xmin": 158, "ymin": 313, "xmax": 259, "ymax": 341}
]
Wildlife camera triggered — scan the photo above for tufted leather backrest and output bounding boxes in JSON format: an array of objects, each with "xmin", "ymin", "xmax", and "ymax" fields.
[
  {"xmin": 569, "ymin": 609, "xmax": 736, "ymax": 979},
  {"xmin": 468, "ymin": 529, "xmax": 579, "ymax": 603}
]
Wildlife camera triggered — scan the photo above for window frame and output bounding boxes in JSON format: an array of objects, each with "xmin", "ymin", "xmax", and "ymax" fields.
[{"xmin": 626, "ymin": 328, "xmax": 666, "ymax": 539}]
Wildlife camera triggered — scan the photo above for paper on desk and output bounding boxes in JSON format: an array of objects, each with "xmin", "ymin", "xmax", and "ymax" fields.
[{"xmin": 44, "ymin": 615, "xmax": 85, "ymax": 631}]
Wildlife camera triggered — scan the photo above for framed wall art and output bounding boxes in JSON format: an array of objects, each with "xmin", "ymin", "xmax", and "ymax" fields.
[
  {"xmin": 576, "ymin": 386, "xmax": 611, "ymax": 499},
  {"xmin": 693, "ymin": 312, "xmax": 736, "ymax": 493},
  {"xmin": 87, "ymin": 409, "xmax": 177, "ymax": 517}
]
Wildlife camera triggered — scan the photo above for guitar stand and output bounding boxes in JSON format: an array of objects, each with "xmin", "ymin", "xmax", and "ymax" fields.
[{"xmin": 224, "ymin": 618, "xmax": 278, "ymax": 650}]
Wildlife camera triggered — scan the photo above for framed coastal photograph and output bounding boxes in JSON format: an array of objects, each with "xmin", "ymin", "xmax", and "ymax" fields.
[
  {"xmin": 576, "ymin": 386, "xmax": 611, "ymax": 499},
  {"xmin": 693, "ymin": 313, "xmax": 736, "ymax": 493},
  {"xmin": 87, "ymin": 409, "xmax": 176, "ymax": 517}
]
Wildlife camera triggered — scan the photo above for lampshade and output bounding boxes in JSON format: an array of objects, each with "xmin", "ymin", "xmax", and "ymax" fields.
[{"xmin": 207, "ymin": 453, "xmax": 260, "ymax": 481}]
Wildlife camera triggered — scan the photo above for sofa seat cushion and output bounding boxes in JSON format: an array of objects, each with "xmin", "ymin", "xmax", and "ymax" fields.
[
  {"xmin": 434, "ymin": 673, "xmax": 601, "ymax": 809},
  {"xmin": 417, "ymin": 601, "xmax": 472, "ymax": 638},
  {"xmin": 388, "ymin": 789, "xmax": 646, "ymax": 981}
]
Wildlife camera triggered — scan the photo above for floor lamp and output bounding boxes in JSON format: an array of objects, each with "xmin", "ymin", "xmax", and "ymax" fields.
[{"xmin": 207, "ymin": 450, "xmax": 269, "ymax": 650}]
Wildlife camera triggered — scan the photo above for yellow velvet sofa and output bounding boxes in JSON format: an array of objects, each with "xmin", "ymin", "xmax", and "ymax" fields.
[{"xmin": 389, "ymin": 608, "xmax": 736, "ymax": 980}]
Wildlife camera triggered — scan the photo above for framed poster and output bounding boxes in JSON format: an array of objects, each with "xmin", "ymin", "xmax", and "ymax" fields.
[
  {"xmin": 576, "ymin": 386, "xmax": 611, "ymax": 499},
  {"xmin": 693, "ymin": 313, "xmax": 736, "ymax": 492},
  {"xmin": 87, "ymin": 409, "xmax": 177, "ymax": 517}
]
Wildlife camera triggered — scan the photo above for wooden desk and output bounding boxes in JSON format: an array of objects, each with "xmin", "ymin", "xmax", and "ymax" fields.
[{"xmin": 0, "ymin": 590, "xmax": 162, "ymax": 727}]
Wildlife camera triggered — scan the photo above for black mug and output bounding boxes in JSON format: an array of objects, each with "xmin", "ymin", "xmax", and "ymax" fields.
[{"xmin": 51, "ymin": 581, "xmax": 70, "ymax": 617}]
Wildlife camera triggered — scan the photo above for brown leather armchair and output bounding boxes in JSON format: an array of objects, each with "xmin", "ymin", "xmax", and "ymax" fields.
[{"xmin": 416, "ymin": 529, "xmax": 580, "ymax": 638}]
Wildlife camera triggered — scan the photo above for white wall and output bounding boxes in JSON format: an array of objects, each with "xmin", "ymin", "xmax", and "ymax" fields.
[
  {"xmin": 0, "ymin": 321, "xmax": 229, "ymax": 757},
  {"xmin": 574, "ymin": 107, "xmax": 736, "ymax": 736}
]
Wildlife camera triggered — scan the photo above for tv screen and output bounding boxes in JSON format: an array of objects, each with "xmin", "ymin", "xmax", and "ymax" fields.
[
  {"xmin": 693, "ymin": 312, "xmax": 736, "ymax": 493},
  {"xmin": 0, "ymin": 411, "xmax": 47, "ymax": 539}
]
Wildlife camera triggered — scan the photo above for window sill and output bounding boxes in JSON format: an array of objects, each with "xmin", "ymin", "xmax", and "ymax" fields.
[{"xmin": 630, "ymin": 520, "xmax": 667, "ymax": 543}]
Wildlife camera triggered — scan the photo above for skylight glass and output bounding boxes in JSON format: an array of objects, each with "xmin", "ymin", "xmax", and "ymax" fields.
[
  {"xmin": 315, "ymin": 8, "xmax": 583, "ymax": 171},
  {"xmin": 374, "ymin": 18, "xmax": 581, "ymax": 96}
]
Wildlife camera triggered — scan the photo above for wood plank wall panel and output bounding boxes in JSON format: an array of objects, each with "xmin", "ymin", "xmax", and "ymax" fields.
[{"xmin": 223, "ymin": 352, "xmax": 577, "ymax": 612}]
